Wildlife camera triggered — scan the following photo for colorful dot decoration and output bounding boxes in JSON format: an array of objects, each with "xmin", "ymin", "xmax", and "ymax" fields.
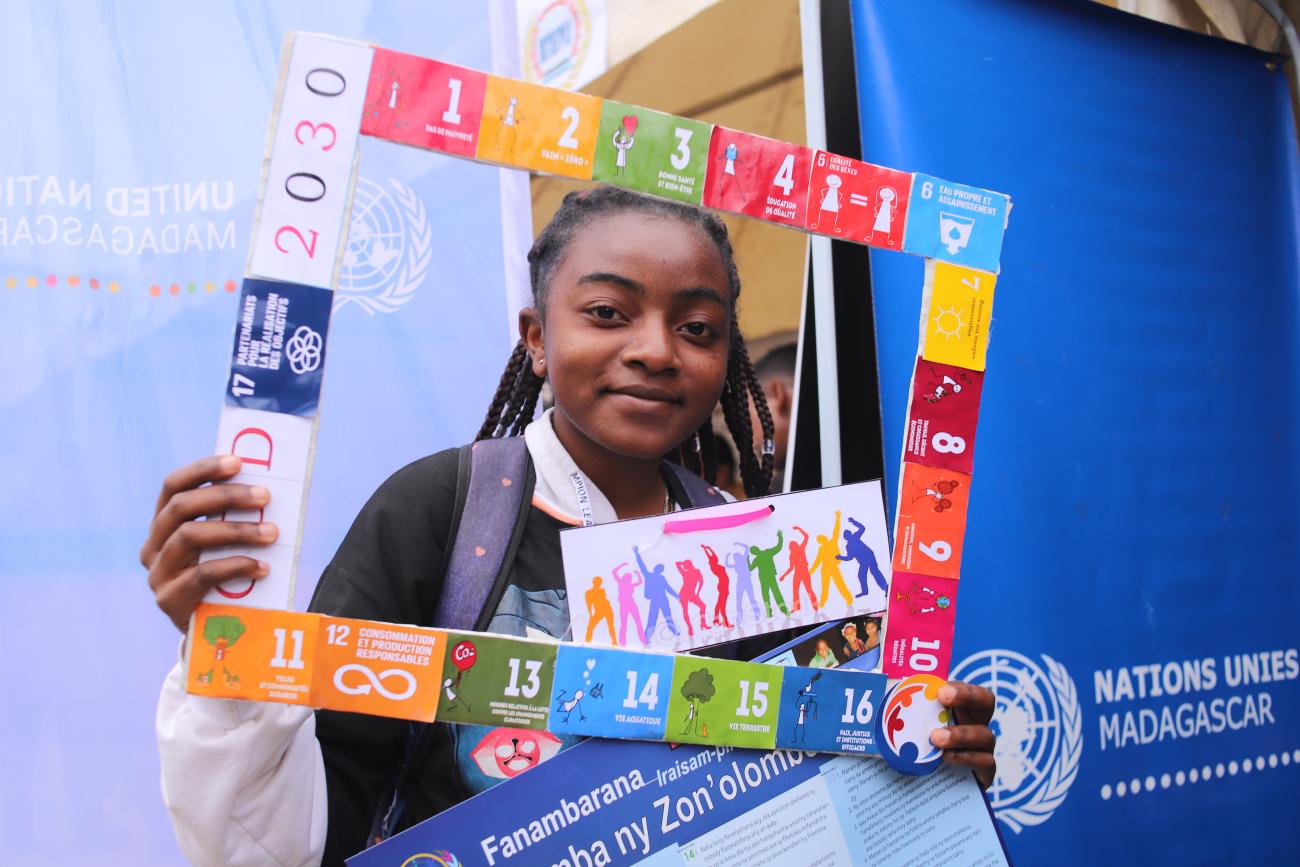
[{"xmin": 2, "ymin": 274, "xmax": 234, "ymax": 297}]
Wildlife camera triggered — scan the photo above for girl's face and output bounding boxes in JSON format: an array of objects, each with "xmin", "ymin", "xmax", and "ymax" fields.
[{"xmin": 523, "ymin": 211, "xmax": 731, "ymax": 463}]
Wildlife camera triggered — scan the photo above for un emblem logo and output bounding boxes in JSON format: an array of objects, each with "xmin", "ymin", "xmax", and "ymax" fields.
[
  {"xmin": 336, "ymin": 177, "xmax": 432, "ymax": 316},
  {"xmin": 951, "ymin": 649, "xmax": 1082, "ymax": 832}
]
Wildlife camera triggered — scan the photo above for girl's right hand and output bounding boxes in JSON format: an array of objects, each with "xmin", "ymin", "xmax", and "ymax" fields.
[{"xmin": 140, "ymin": 455, "xmax": 278, "ymax": 633}]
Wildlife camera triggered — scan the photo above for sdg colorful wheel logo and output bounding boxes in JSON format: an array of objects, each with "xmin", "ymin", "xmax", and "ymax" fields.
[
  {"xmin": 876, "ymin": 674, "xmax": 949, "ymax": 775},
  {"xmin": 400, "ymin": 851, "xmax": 461, "ymax": 867}
]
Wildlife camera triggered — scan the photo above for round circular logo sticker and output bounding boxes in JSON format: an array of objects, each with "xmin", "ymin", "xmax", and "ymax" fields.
[{"xmin": 876, "ymin": 674, "xmax": 949, "ymax": 775}]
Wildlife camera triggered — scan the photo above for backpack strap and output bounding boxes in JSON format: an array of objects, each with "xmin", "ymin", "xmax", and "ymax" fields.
[
  {"xmin": 663, "ymin": 460, "xmax": 728, "ymax": 508},
  {"xmin": 432, "ymin": 437, "xmax": 534, "ymax": 631},
  {"xmin": 371, "ymin": 437, "xmax": 532, "ymax": 846}
]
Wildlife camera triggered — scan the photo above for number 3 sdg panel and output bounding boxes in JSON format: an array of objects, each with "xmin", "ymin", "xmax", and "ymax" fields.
[
  {"xmin": 226, "ymin": 278, "xmax": 333, "ymax": 417},
  {"xmin": 476, "ymin": 75, "xmax": 600, "ymax": 179},
  {"xmin": 434, "ymin": 631, "xmax": 558, "ymax": 730},
  {"xmin": 247, "ymin": 34, "xmax": 373, "ymax": 289},
  {"xmin": 904, "ymin": 359, "xmax": 984, "ymax": 475},
  {"xmin": 187, "ymin": 605, "xmax": 320, "ymax": 704},
  {"xmin": 892, "ymin": 462, "xmax": 971, "ymax": 581},
  {"xmin": 591, "ymin": 100, "xmax": 712, "ymax": 205},
  {"xmin": 311, "ymin": 616, "xmax": 446, "ymax": 722},
  {"xmin": 548, "ymin": 645, "xmax": 676, "ymax": 741},
  {"xmin": 774, "ymin": 667, "xmax": 886, "ymax": 755},
  {"xmin": 360, "ymin": 49, "xmax": 488, "ymax": 157},
  {"xmin": 666, "ymin": 656, "xmax": 783, "ymax": 750},
  {"xmin": 701, "ymin": 126, "xmax": 812, "ymax": 228}
]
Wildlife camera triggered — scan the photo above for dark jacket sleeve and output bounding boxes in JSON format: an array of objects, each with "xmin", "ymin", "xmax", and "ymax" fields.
[{"xmin": 306, "ymin": 448, "xmax": 460, "ymax": 865}]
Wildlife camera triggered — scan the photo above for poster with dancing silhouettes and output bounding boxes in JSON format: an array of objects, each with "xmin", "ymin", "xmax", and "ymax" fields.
[{"xmin": 560, "ymin": 481, "xmax": 891, "ymax": 654}]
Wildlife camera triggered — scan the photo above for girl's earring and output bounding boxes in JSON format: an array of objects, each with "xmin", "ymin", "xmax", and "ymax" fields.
[{"xmin": 690, "ymin": 433, "xmax": 701, "ymax": 453}]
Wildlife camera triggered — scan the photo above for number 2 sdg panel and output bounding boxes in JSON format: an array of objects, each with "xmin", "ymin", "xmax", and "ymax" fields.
[{"xmin": 475, "ymin": 74, "xmax": 601, "ymax": 179}]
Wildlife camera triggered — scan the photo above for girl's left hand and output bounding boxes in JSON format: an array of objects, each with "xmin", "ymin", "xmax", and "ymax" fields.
[{"xmin": 930, "ymin": 681, "xmax": 997, "ymax": 789}]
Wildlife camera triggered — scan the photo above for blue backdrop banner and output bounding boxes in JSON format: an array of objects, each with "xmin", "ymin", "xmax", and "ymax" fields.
[
  {"xmin": 853, "ymin": 0, "xmax": 1300, "ymax": 862},
  {"xmin": 0, "ymin": 2, "xmax": 514, "ymax": 861}
]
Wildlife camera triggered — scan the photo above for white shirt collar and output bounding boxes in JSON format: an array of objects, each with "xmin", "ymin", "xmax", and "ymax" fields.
[{"xmin": 524, "ymin": 408, "xmax": 620, "ymax": 525}]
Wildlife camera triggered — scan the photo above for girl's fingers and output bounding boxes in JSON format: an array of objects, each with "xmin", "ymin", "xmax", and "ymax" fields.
[
  {"xmin": 153, "ymin": 455, "xmax": 241, "ymax": 516},
  {"xmin": 140, "ymin": 483, "xmax": 270, "ymax": 568},
  {"xmin": 942, "ymin": 749, "xmax": 997, "ymax": 788},
  {"xmin": 154, "ymin": 556, "xmax": 269, "ymax": 632},
  {"xmin": 938, "ymin": 681, "xmax": 995, "ymax": 725},
  {"xmin": 931, "ymin": 724, "xmax": 996, "ymax": 753},
  {"xmin": 149, "ymin": 520, "xmax": 278, "ymax": 587}
]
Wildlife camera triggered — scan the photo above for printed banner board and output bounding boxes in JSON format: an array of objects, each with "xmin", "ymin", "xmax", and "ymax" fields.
[{"xmin": 349, "ymin": 737, "xmax": 1007, "ymax": 866}]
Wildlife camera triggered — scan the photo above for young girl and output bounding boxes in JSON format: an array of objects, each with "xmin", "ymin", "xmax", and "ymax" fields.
[{"xmin": 143, "ymin": 187, "xmax": 995, "ymax": 866}]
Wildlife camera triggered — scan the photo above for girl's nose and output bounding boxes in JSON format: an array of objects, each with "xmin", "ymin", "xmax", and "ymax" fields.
[{"xmin": 622, "ymin": 320, "xmax": 677, "ymax": 373}]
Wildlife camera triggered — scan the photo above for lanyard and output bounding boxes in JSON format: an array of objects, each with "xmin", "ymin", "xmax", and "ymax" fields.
[{"xmin": 567, "ymin": 469, "xmax": 595, "ymax": 527}]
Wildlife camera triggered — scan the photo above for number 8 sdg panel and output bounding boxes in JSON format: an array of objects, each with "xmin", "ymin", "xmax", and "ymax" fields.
[
  {"xmin": 434, "ymin": 632, "xmax": 558, "ymax": 730},
  {"xmin": 548, "ymin": 645, "xmax": 676, "ymax": 741},
  {"xmin": 774, "ymin": 667, "xmax": 886, "ymax": 755},
  {"xmin": 666, "ymin": 656, "xmax": 783, "ymax": 749}
]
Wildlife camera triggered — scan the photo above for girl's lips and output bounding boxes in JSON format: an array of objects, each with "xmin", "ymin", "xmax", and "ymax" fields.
[{"xmin": 606, "ymin": 385, "xmax": 681, "ymax": 404}]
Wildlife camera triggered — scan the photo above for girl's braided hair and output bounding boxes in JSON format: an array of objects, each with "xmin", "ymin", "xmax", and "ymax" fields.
[{"xmin": 476, "ymin": 186, "xmax": 775, "ymax": 498}]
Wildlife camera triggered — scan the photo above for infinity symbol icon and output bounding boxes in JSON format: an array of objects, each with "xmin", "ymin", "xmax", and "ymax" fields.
[{"xmin": 333, "ymin": 664, "xmax": 417, "ymax": 701}]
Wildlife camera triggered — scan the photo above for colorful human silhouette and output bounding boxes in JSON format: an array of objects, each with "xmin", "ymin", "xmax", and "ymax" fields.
[
  {"xmin": 611, "ymin": 562, "xmax": 647, "ymax": 645},
  {"xmin": 675, "ymin": 559, "xmax": 709, "ymax": 637},
  {"xmin": 634, "ymin": 545, "xmax": 679, "ymax": 639},
  {"xmin": 749, "ymin": 530, "xmax": 789, "ymax": 618},
  {"xmin": 809, "ymin": 510, "xmax": 854, "ymax": 608},
  {"xmin": 727, "ymin": 542, "xmax": 761, "ymax": 625},
  {"xmin": 584, "ymin": 576, "xmax": 617, "ymax": 644},
  {"xmin": 838, "ymin": 517, "xmax": 888, "ymax": 597},
  {"xmin": 701, "ymin": 545, "xmax": 733, "ymax": 628},
  {"xmin": 777, "ymin": 526, "xmax": 819, "ymax": 613}
]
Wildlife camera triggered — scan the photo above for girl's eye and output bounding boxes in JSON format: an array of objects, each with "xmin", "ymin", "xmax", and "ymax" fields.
[
  {"xmin": 587, "ymin": 305, "xmax": 620, "ymax": 320},
  {"xmin": 682, "ymin": 321, "xmax": 716, "ymax": 338}
]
